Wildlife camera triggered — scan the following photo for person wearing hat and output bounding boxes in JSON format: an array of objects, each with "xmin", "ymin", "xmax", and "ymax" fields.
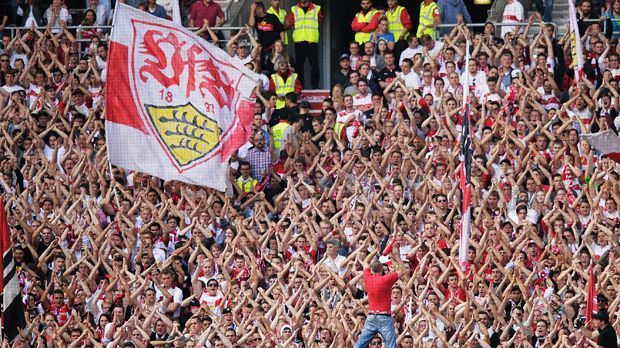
[
  {"xmin": 224, "ymin": 27, "xmax": 258, "ymax": 62},
  {"xmin": 331, "ymin": 53, "xmax": 352, "ymax": 89},
  {"xmin": 586, "ymin": 311, "xmax": 618, "ymax": 347}
]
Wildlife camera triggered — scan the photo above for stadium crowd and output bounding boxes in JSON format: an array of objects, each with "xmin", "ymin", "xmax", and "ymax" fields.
[{"xmin": 0, "ymin": 0, "xmax": 620, "ymax": 347}]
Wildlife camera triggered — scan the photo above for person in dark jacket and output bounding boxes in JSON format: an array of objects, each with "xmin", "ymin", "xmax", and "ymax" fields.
[
  {"xmin": 19, "ymin": 0, "xmax": 44, "ymax": 27},
  {"xmin": 332, "ymin": 54, "xmax": 353, "ymax": 89}
]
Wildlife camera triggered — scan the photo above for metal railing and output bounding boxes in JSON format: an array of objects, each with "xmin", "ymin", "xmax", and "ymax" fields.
[
  {"xmin": 556, "ymin": 17, "xmax": 620, "ymax": 38},
  {"xmin": 3, "ymin": 25, "xmax": 248, "ymax": 46},
  {"xmin": 433, "ymin": 21, "xmax": 558, "ymax": 41}
]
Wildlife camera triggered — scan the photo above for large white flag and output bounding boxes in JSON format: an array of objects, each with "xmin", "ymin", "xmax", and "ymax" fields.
[
  {"xmin": 105, "ymin": 4, "xmax": 259, "ymax": 191},
  {"xmin": 582, "ymin": 130, "xmax": 620, "ymax": 163}
]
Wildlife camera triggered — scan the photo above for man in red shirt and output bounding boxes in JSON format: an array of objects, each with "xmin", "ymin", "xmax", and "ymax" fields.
[
  {"xmin": 355, "ymin": 259, "xmax": 399, "ymax": 348},
  {"xmin": 189, "ymin": 0, "xmax": 226, "ymax": 35}
]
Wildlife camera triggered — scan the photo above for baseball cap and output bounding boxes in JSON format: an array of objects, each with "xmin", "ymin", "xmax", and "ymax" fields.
[
  {"xmin": 340, "ymin": 53, "xmax": 350, "ymax": 61},
  {"xmin": 238, "ymin": 40, "xmax": 250, "ymax": 48},
  {"xmin": 280, "ymin": 325, "xmax": 292, "ymax": 335},
  {"xmin": 592, "ymin": 311, "xmax": 610, "ymax": 321},
  {"xmin": 511, "ymin": 69, "xmax": 522, "ymax": 79}
]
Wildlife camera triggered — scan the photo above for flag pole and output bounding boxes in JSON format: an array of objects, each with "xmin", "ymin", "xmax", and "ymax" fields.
[
  {"xmin": 105, "ymin": 143, "xmax": 121, "ymax": 209},
  {"xmin": 458, "ymin": 35, "xmax": 472, "ymax": 271},
  {"xmin": 172, "ymin": 0, "xmax": 182, "ymax": 25}
]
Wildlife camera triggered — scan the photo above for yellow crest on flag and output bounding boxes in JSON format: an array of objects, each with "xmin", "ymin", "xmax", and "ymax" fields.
[
  {"xmin": 569, "ymin": 31, "xmax": 577, "ymax": 69},
  {"xmin": 145, "ymin": 103, "xmax": 221, "ymax": 167}
]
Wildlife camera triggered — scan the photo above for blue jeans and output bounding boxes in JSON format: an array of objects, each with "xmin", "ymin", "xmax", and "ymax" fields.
[
  {"xmin": 543, "ymin": 0, "xmax": 554, "ymax": 23},
  {"xmin": 355, "ymin": 314, "xmax": 397, "ymax": 348}
]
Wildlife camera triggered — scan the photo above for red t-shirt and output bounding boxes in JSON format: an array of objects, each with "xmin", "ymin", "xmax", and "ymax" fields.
[
  {"xmin": 364, "ymin": 269, "xmax": 399, "ymax": 313},
  {"xmin": 190, "ymin": 1, "xmax": 225, "ymax": 27}
]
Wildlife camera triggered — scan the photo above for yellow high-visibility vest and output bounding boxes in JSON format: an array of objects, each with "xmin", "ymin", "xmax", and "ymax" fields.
[
  {"xmin": 354, "ymin": 9, "xmax": 379, "ymax": 44},
  {"xmin": 417, "ymin": 1, "xmax": 439, "ymax": 38},
  {"xmin": 267, "ymin": 7, "xmax": 288, "ymax": 45},
  {"xmin": 386, "ymin": 6, "xmax": 408, "ymax": 42},
  {"xmin": 272, "ymin": 72, "xmax": 297, "ymax": 109},
  {"xmin": 271, "ymin": 121, "xmax": 291, "ymax": 151},
  {"xmin": 291, "ymin": 4, "xmax": 321, "ymax": 43},
  {"xmin": 237, "ymin": 176, "xmax": 258, "ymax": 193}
]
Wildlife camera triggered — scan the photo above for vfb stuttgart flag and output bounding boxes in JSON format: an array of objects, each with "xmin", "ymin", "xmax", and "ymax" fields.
[{"xmin": 105, "ymin": 4, "xmax": 259, "ymax": 191}]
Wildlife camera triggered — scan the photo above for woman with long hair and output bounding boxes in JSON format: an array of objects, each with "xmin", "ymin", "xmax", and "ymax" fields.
[
  {"xmin": 265, "ymin": 39, "xmax": 294, "ymax": 74},
  {"xmin": 77, "ymin": 9, "xmax": 100, "ymax": 53}
]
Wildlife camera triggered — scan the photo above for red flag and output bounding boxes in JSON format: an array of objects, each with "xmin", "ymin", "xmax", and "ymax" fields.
[
  {"xmin": 586, "ymin": 264, "xmax": 598, "ymax": 322},
  {"xmin": 0, "ymin": 197, "xmax": 25, "ymax": 339}
]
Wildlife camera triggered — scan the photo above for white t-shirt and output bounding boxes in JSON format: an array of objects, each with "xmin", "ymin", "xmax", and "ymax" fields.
[
  {"xmin": 353, "ymin": 93, "xmax": 372, "ymax": 111},
  {"xmin": 155, "ymin": 286, "xmax": 183, "ymax": 318},
  {"xmin": 10, "ymin": 52, "xmax": 28, "ymax": 69},
  {"xmin": 320, "ymin": 254, "xmax": 347, "ymax": 277},
  {"xmin": 45, "ymin": 7, "xmax": 72, "ymax": 33},
  {"xmin": 199, "ymin": 290, "xmax": 224, "ymax": 316},
  {"xmin": 399, "ymin": 46, "xmax": 423, "ymax": 66},
  {"xmin": 400, "ymin": 71, "xmax": 421, "ymax": 89},
  {"xmin": 1, "ymin": 84, "xmax": 24, "ymax": 95},
  {"xmin": 427, "ymin": 41, "xmax": 444, "ymax": 61},
  {"xmin": 235, "ymin": 54, "xmax": 253, "ymax": 65}
]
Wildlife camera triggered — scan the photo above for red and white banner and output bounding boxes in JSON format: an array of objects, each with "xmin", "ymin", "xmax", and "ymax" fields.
[
  {"xmin": 459, "ymin": 40, "xmax": 472, "ymax": 271},
  {"xmin": 105, "ymin": 4, "xmax": 259, "ymax": 191},
  {"xmin": 586, "ymin": 263, "xmax": 598, "ymax": 322},
  {"xmin": 301, "ymin": 90, "xmax": 330, "ymax": 115},
  {"xmin": 582, "ymin": 130, "xmax": 620, "ymax": 163},
  {"xmin": 0, "ymin": 197, "xmax": 25, "ymax": 339}
]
